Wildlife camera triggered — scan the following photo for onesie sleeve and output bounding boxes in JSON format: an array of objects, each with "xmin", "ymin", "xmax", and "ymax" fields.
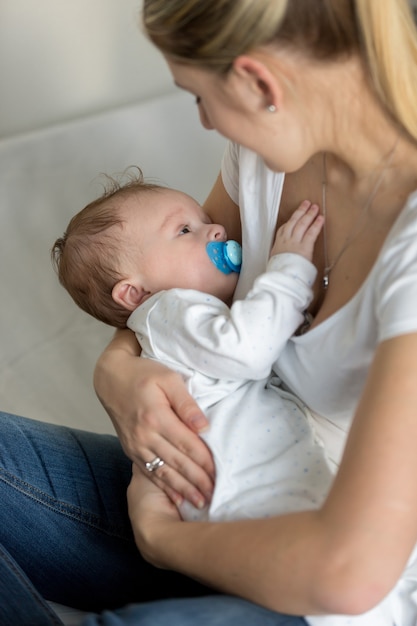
[
  {"xmin": 376, "ymin": 193, "xmax": 417, "ymax": 342},
  {"xmin": 128, "ymin": 253, "xmax": 316, "ymax": 382}
]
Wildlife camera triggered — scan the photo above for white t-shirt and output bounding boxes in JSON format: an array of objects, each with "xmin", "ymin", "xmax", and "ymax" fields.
[{"xmin": 221, "ymin": 140, "xmax": 417, "ymax": 626}]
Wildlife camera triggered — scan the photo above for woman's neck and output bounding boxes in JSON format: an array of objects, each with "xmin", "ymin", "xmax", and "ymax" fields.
[{"xmin": 309, "ymin": 56, "xmax": 417, "ymax": 204}]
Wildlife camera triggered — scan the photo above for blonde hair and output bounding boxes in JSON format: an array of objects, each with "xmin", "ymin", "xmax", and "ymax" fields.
[
  {"xmin": 143, "ymin": 0, "xmax": 417, "ymax": 142},
  {"xmin": 52, "ymin": 169, "xmax": 162, "ymax": 328},
  {"xmin": 356, "ymin": 1, "xmax": 417, "ymax": 142}
]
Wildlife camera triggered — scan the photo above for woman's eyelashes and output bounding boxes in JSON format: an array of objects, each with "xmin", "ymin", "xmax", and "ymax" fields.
[{"xmin": 195, "ymin": 96, "xmax": 201, "ymax": 105}]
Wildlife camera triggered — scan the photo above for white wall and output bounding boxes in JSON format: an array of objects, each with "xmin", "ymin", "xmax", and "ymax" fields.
[
  {"xmin": 0, "ymin": 1, "xmax": 227, "ymax": 432},
  {"xmin": 0, "ymin": 0, "xmax": 174, "ymax": 138},
  {"xmin": 2, "ymin": 0, "xmax": 416, "ymax": 139}
]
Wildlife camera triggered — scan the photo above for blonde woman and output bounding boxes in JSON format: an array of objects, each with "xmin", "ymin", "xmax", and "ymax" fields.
[{"xmin": 92, "ymin": 0, "xmax": 417, "ymax": 624}]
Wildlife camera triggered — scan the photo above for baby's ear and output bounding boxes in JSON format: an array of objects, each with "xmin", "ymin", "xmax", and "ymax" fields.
[{"xmin": 112, "ymin": 279, "xmax": 150, "ymax": 311}]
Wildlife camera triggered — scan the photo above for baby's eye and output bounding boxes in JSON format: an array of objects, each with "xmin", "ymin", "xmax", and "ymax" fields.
[{"xmin": 179, "ymin": 226, "xmax": 191, "ymax": 235}]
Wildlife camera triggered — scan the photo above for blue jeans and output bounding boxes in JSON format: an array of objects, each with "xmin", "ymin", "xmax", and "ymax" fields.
[
  {"xmin": 0, "ymin": 412, "xmax": 307, "ymax": 626},
  {"xmin": 82, "ymin": 597, "xmax": 307, "ymax": 625}
]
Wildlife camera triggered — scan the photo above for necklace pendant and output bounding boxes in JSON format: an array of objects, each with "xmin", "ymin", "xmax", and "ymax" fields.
[{"xmin": 323, "ymin": 273, "xmax": 329, "ymax": 290}]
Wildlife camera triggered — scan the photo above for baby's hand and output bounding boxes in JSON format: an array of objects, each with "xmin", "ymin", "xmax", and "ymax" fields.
[{"xmin": 271, "ymin": 200, "xmax": 324, "ymax": 262}]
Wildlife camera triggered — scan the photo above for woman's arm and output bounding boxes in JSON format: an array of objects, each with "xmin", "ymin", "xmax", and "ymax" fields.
[
  {"xmin": 128, "ymin": 332, "xmax": 417, "ymax": 616},
  {"xmin": 94, "ymin": 174, "xmax": 241, "ymax": 505}
]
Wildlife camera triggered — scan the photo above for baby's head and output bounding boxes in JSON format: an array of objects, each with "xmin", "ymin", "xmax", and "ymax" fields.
[
  {"xmin": 52, "ymin": 169, "xmax": 239, "ymax": 328},
  {"xmin": 52, "ymin": 169, "xmax": 160, "ymax": 327}
]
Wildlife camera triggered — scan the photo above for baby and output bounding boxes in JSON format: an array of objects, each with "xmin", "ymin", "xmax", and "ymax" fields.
[{"xmin": 52, "ymin": 169, "xmax": 333, "ymax": 522}]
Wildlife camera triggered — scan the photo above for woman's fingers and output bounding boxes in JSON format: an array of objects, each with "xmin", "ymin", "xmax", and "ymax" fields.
[
  {"xmin": 121, "ymin": 364, "xmax": 215, "ymax": 506},
  {"xmin": 139, "ymin": 420, "xmax": 215, "ymax": 508},
  {"xmin": 148, "ymin": 458, "xmax": 212, "ymax": 510}
]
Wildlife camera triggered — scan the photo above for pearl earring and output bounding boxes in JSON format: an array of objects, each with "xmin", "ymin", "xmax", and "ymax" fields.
[{"xmin": 267, "ymin": 104, "xmax": 277, "ymax": 113}]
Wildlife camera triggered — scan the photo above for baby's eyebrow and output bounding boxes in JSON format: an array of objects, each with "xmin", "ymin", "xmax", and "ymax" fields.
[{"xmin": 160, "ymin": 209, "xmax": 183, "ymax": 232}]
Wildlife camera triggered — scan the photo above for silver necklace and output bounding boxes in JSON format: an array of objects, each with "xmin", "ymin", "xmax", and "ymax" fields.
[{"xmin": 321, "ymin": 141, "xmax": 398, "ymax": 290}]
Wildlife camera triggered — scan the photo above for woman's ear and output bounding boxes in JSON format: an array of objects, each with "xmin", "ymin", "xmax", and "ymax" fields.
[
  {"xmin": 231, "ymin": 54, "xmax": 283, "ymax": 112},
  {"xmin": 112, "ymin": 279, "xmax": 150, "ymax": 311}
]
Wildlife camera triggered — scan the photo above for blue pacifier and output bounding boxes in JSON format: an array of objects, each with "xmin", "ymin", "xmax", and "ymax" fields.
[{"xmin": 206, "ymin": 240, "xmax": 242, "ymax": 274}]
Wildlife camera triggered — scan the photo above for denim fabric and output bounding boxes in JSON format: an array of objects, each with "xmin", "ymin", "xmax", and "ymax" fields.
[
  {"xmin": 0, "ymin": 542, "xmax": 64, "ymax": 625},
  {"xmin": 0, "ymin": 412, "xmax": 307, "ymax": 626},
  {"xmin": 82, "ymin": 596, "xmax": 307, "ymax": 626},
  {"xmin": 0, "ymin": 413, "xmax": 209, "ymax": 624}
]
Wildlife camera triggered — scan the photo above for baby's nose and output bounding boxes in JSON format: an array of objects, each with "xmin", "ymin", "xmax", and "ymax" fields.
[{"xmin": 209, "ymin": 224, "xmax": 226, "ymax": 241}]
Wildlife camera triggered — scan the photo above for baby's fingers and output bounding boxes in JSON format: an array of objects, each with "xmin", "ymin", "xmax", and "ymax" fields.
[
  {"xmin": 290, "ymin": 202, "xmax": 322, "ymax": 241},
  {"xmin": 271, "ymin": 201, "xmax": 323, "ymax": 259}
]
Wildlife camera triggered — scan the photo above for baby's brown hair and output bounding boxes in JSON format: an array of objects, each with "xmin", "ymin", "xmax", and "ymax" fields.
[{"xmin": 52, "ymin": 168, "xmax": 162, "ymax": 328}]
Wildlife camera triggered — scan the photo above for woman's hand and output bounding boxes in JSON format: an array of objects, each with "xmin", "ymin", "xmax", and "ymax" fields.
[
  {"xmin": 127, "ymin": 463, "xmax": 182, "ymax": 568},
  {"xmin": 94, "ymin": 329, "xmax": 215, "ymax": 508}
]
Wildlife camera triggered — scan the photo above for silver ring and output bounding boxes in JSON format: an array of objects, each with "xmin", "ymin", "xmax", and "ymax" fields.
[{"xmin": 145, "ymin": 456, "xmax": 165, "ymax": 473}]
